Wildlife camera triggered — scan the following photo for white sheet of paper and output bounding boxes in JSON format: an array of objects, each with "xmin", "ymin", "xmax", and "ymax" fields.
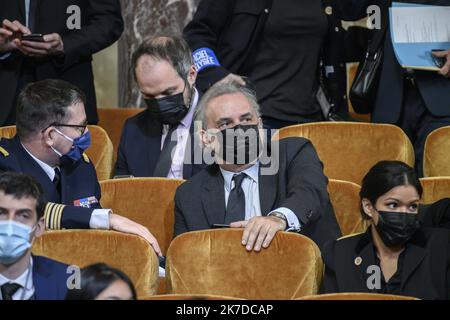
[{"xmin": 391, "ymin": 7, "xmax": 450, "ymax": 43}]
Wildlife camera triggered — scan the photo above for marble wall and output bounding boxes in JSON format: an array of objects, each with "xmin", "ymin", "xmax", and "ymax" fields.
[{"xmin": 117, "ymin": 0, "xmax": 200, "ymax": 108}]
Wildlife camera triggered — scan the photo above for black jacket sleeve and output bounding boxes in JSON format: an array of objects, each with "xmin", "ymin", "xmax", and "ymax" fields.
[
  {"xmin": 183, "ymin": 0, "xmax": 235, "ymax": 90},
  {"xmin": 57, "ymin": 0, "xmax": 124, "ymax": 71},
  {"xmin": 278, "ymin": 140, "xmax": 331, "ymax": 227}
]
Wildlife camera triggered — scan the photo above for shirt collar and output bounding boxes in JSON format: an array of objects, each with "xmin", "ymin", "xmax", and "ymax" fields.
[
  {"xmin": 0, "ymin": 257, "xmax": 33, "ymax": 290},
  {"xmin": 220, "ymin": 161, "xmax": 260, "ymax": 192},
  {"xmin": 21, "ymin": 144, "xmax": 56, "ymax": 181},
  {"xmin": 179, "ymin": 87, "xmax": 199, "ymax": 128}
]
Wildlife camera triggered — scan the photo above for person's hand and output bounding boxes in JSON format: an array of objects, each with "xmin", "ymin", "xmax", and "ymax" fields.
[
  {"xmin": 109, "ymin": 213, "xmax": 162, "ymax": 257},
  {"xmin": 218, "ymin": 73, "xmax": 246, "ymax": 86},
  {"xmin": 433, "ymin": 49, "xmax": 450, "ymax": 78},
  {"xmin": 15, "ymin": 33, "xmax": 64, "ymax": 57},
  {"xmin": 230, "ymin": 216, "xmax": 286, "ymax": 252},
  {"xmin": 0, "ymin": 19, "xmax": 30, "ymax": 53}
]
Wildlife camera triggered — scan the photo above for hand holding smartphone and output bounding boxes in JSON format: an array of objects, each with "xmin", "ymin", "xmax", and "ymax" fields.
[{"xmin": 21, "ymin": 33, "xmax": 45, "ymax": 42}]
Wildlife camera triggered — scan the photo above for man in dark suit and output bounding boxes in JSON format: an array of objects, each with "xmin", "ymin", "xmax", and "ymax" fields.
[
  {"xmin": 0, "ymin": 172, "xmax": 69, "ymax": 300},
  {"xmin": 115, "ymin": 36, "xmax": 204, "ymax": 179},
  {"xmin": 174, "ymin": 81, "xmax": 341, "ymax": 251},
  {"xmin": 332, "ymin": 0, "xmax": 450, "ymax": 176},
  {"xmin": 0, "ymin": 0, "xmax": 124, "ymax": 125},
  {"xmin": 0, "ymin": 80, "xmax": 162, "ymax": 256}
]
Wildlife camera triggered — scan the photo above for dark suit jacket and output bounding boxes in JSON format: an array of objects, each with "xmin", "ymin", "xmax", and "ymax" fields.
[
  {"xmin": 174, "ymin": 137, "xmax": 342, "ymax": 250},
  {"xmin": 33, "ymin": 255, "xmax": 70, "ymax": 300},
  {"xmin": 183, "ymin": 0, "xmax": 348, "ymax": 113},
  {"xmin": 114, "ymin": 108, "xmax": 205, "ymax": 179},
  {"xmin": 0, "ymin": 0, "xmax": 124, "ymax": 125},
  {"xmin": 332, "ymin": 0, "xmax": 450, "ymax": 123},
  {"xmin": 0, "ymin": 136, "xmax": 101, "ymax": 229},
  {"xmin": 322, "ymin": 227, "xmax": 450, "ymax": 299}
]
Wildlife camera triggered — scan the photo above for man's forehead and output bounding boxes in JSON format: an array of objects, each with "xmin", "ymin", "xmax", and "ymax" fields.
[
  {"xmin": 136, "ymin": 56, "xmax": 182, "ymax": 93},
  {"xmin": 0, "ymin": 192, "xmax": 37, "ymax": 209},
  {"xmin": 207, "ymin": 93, "xmax": 254, "ymax": 118}
]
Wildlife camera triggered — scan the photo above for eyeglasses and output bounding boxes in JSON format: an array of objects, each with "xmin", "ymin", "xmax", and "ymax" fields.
[{"xmin": 42, "ymin": 123, "xmax": 88, "ymax": 135}]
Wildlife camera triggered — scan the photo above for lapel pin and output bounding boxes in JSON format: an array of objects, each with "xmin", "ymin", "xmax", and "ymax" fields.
[{"xmin": 354, "ymin": 257, "xmax": 362, "ymax": 266}]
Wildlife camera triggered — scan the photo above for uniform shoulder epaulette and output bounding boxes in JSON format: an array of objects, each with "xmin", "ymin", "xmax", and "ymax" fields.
[
  {"xmin": 337, "ymin": 232, "xmax": 365, "ymax": 242},
  {"xmin": 0, "ymin": 146, "xmax": 9, "ymax": 157},
  {"xmin": 82, "ymin": 153, "xmax": 90, "ymax": 163}
]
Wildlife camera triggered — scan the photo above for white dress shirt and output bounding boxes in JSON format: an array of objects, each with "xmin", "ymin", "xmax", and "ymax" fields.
[
  {"xmin": 21, "ymin": 144, "xmax": 110, "ymax": 229},
  {"xmin": 0, "ymin": 257, "xmax": 34, "ymax": 300},
  {"xmin": 220, "ymin": 162, "xmax": 301, "ymax": 231},
  {"xmin": 161, "ymin": 88, "xmax": 199, "ymax": 179}
]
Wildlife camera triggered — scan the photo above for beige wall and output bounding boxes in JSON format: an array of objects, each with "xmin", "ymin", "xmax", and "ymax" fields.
[{"xmin": 93, "ymin": 42, "xmax": 119, "ymax": 109}]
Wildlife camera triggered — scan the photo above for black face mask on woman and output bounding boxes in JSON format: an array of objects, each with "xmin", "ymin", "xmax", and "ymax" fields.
[
  {"xmin": 144, "ymin": 81, "xmax": 191, "ymax": 126},
  {"xmin": 375, "ymin": 210, "xmax": 421, "ymax": 247}
]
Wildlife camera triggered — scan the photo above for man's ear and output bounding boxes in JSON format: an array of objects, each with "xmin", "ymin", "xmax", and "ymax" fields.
[
  {"xmin": 200, "ymin": 128, "xmax": 212, "ymax": 148},
  {"xmin": 362, "ymin": 198, "xmax": 374, "ymax": 218},
  {"xmin": 42, "ymin": 127, "xmax": 56, "ymax": 147},
  {"xmin": 188, "ymin": 65, "xmax": 197, "ymax": 87},
  {"xmin": 33, "ymin": 217, "xmax": 45, "ymax": 239}
]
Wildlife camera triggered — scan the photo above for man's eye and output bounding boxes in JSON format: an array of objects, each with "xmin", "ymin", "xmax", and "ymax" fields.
[{"xmin": 410, "ymin": 204, "xmax": 419, "ymax": 210}]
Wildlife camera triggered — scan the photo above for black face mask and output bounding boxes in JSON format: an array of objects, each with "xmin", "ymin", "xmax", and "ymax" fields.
[
  {"xmin": 144, "ymin": 82, "xmax": 190, "ymax": 126},
  {"xmin": 375, "ymin": 210, "xmax": 421, "ymax": 247},
  {"xmin": 215, "ymin": 124, "xmax": 261, "ymax": 165}
]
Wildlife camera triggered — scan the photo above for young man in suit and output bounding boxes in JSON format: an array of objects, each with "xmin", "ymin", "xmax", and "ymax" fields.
[
  {"xmin": 0, "ymin": 0, "xmax": 124, "ymax": 125},
  {"xmin": 0, "ymin": 79, "xmax": 161, "ymax": 256},
  {"xmin": 114, "ymin": 36, "xmax": 204, "ymax": 179},
  {"xmin": 174, "ymin": 81, "xmax": 341, "ymax": 251},
  {"xmin": 0, "ymin": 172, "xmax": 69, "ymax": 300}
]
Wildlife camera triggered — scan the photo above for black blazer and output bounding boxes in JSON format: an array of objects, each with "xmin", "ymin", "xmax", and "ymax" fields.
[
  {"xmin": 114, "ymin": 108, "xmax": 205, "ymax": 179},
  {"xmin": 322, "ymin": 227, "xmax": 450, "ymax": 299},
  {"xmin": 0, "ymin": 136, "xmax": 101, "ymax": 229},
  {"xmin": 183, "ymin": 0, "xmax": 348, "ymax": 113},
  {"xmin": 332, "ymin": 0, "xmax": 450, "ymax": 123},
  {"xmin": 174, "ymin": 137, "xmax": 342, "ymax": 250},
  {"xmin": 0, "ymin": 0, "xmax": 124, "ymax": 125}
]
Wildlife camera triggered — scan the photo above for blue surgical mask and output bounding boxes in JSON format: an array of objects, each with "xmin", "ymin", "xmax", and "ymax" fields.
[
  {"xmin": 0, "ymin": 221, "xmax": 34, "ymax": 265},
  {"xmin": 52, "ymin": 128, "xmax": 91, "ymax": 163}
]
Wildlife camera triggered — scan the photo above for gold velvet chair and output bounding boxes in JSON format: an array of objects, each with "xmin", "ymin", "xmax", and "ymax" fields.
[
  {"xmin": 87, "ymin": 125, "xmax": 114, "ymax": 181},
  {"xmin": 99, "ymin": 177, "xmax": 185, "ymax": 256},
  {"xmin": 420, "ymin": 177, "xmax": 450, "ymax": 204},
  {"xmin": 32, "ymin": 230, "xmax": 159, "ymax": 298},
  {"xmin": 0, "ymin": 125, "xmax": 114, "ymax": 181},
  {"xmin": 423, "ymin": 126, "xmax": 450, "ymax": 177},
  {"xmin": 166, "ymin": 229, "xmax": 323, "ymax": 300},
  {"xmin": 273, "ymin": 122, "xmax": 415, "ymax": 185},
  {"xmin": 297, "ymin": 293, "xmax": 419, "ymax": 300},
  {"xmin": 328, "ymin": 179, "xmax": 369, "ymax": 236},
  {"xmin": 141, "ymin": 294, "xmax": 245, "ymax": 300},
  {"xmin": 97, "ymin": 108, "xmax": 143, "ymax": 162}
]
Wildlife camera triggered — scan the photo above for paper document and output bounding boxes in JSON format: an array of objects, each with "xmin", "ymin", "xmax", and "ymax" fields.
[{"xmin": 390, "ymin": 2, "xmax": 450, "ymax": 71}]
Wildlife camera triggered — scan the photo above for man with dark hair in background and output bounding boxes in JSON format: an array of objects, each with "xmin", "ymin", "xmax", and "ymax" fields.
[
  {"xmin": 0, "ymin": 79, "xmax": 162, "ymax": 257},
  {"xmin": 0, "ymin": 172, "xmax": 69, "ymax": 300},
  {"xmin": 115, "ymin": 36, "xmax": 204, "ymax": 179},
  {"xmin": 0, "ymin": 0, "xmax": 124, "ymax": 125}
]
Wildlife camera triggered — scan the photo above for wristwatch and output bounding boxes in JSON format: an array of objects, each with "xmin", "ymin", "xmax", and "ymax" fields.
[{"xmin": 269, "ymin": 212, "xmax": 287, "ymax": 228}]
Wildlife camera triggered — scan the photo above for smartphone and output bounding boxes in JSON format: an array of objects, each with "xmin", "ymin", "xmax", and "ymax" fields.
[
  {"xmin": 21, "ymin": 33, "xmax": 45, "ymax": 42},
  {"xmin": 431, "ymin": 49, "xmax": 446, "ymax": 68},
  {"xmin": 211, "ymin": 224, "xmax": 230, "ymax": 229}
]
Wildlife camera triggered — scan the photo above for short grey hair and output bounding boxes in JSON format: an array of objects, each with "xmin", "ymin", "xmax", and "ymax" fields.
[{"xmin": 195, "ymin": 81, "xmax": 261, "ymax": 129}]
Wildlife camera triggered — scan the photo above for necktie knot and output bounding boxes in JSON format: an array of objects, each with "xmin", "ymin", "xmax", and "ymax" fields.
[
  {"xmin": 232, "ymin": 173, "xmax": 247, "ymax": 190},
  {"xmin": 1, "ymin": 283, "xmax": 22, "ymax": 300}
]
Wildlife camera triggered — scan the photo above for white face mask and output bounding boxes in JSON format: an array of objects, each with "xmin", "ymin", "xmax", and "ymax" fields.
[
  {"xmin": 50, "ymin": 128, "xmax": 74, "ymax": 157},
  {"xmin": 0, "ymin": 221, "xmax": 36, "ymax": 265}
]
